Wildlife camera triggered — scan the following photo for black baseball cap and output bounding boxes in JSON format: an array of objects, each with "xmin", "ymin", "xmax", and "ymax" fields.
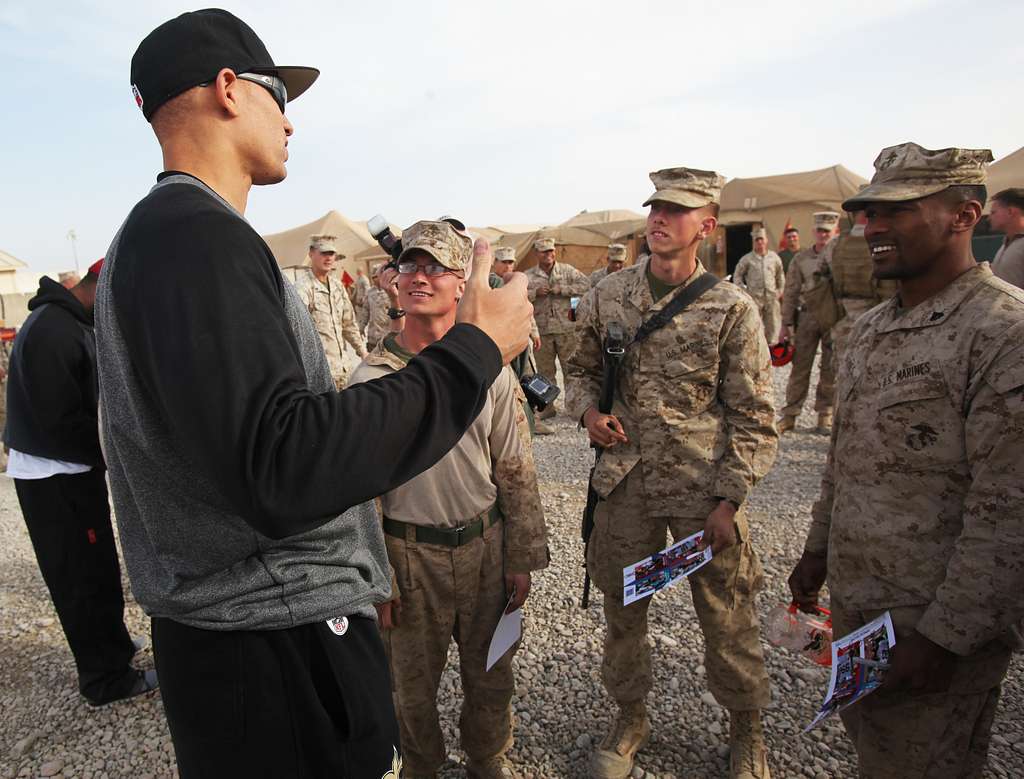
[{"xmin": 130, "ymin": 8, "xmax": 319, "ymax": 122}]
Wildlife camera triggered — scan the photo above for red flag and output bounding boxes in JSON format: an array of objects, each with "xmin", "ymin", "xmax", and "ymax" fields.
[
  {"xmin": 341, "ymin": 270, "xmax": 354, "ymax": 287},
  {"xmin": 778, "ymin": 218, "xmax": 793, "ymax": 251}
]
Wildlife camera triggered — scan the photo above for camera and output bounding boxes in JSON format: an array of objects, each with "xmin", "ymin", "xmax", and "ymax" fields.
[
  {"xmin": 520, "ymin": 373, "xmax": 560, "ymax": 412},
  {"xmin": 368, "ymin": 214, "xmax": 403, "ymax": 270}
]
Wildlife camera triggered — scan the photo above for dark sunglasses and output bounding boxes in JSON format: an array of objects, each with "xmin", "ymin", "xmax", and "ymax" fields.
[{"xmin": 199, "ymin": 72, "xmax": 288, "ymax": 114}]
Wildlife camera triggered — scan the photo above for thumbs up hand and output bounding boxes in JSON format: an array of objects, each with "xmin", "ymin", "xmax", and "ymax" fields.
[{"xmin": 456, "ymin": 237, "xmax": 533, "ymax": 364}]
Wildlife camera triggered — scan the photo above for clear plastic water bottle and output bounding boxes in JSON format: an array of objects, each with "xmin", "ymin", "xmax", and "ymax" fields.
[{"xmin": 766, "ymin": 602, "xmax": 833, "ymax": 666}]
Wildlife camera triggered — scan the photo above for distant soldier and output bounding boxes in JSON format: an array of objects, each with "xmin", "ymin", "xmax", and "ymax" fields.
[
  {"xmin": 777, "ymin": 212, "xmax": 839, "ymax": 434},
  {"xmin": 568, "ymin": 166, "xmax": 777, "ymax": 779},
  {"xmin": 524, "ymin": 237, "xmax": 589, "ymax": 416},
  {"xmin": 788, "ymin": 142, "xmax": 1024, "ymax": 779},
  {"xmin": 292, "ymin": 234, "xmax": 367, "ymax": 389},
  {"xmin": 733, "ymin": 228, "xmax": 785, "ymax": 343},
  {"xmin": 827, "ymin": 210, "xmax": 898, "ymax": 362},
  {"xmin": 351, "ymin": 268, "xmax": 372, "ymax": 334},
  {"xmin": 352, "ymin": 221, "xmax": 548, "ymax": 779},
  {"xmin": 589, "ymin": 243, "xmax": 628, "ymax": 286},
  {"xmin": 365, "ymin": 264, "xmax": 403, "ymax": 349},
  {"xmin": 778, "ymin": 227, "xmax": 801, "ymax": 273},
  {"xmin": 988, "ymin": 187, "xmax": 1024, "ymax": 288}
]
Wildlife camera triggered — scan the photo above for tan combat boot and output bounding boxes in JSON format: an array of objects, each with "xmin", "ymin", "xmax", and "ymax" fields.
[
  {"xmin": 589, "ymin": 701, "xmax": 651, "ymax": 779},
  {"xmin": 776, "ymin": 415, "xmax": 796, "ymax": 434},
  {"xmin": 538, "ymin": 405, "xmax": 557, "ymax": 421},
  {"xmin": 816, "ymin": 412, "xmax": 832, "ymax": 434},
  {"xmin": 534, "ymin": 420, "xmax": 555, "ymax": 436},
  {"xmin": 466, "ymin": 752, "xmax": 520, "ymax": 779},
  {"xmin": 728, "ymin": 709, "xmax": 771, "ymax": 779}
]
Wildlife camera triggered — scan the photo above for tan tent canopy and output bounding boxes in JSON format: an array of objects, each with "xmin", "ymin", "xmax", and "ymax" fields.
[
  {"xmin": 496, "ymin": 210, "xmax": 647, "ymax": 274},
  {"xmin": 718, "ymin": 164, "xmax": 868, "ymax": 248},
  {"xmin": 261, "ymin": 210, "xmax": 380, "ymax": 279},
  {"xmin": 985, "ymin": 146, "xmax": 1024, "ymax": 212}
]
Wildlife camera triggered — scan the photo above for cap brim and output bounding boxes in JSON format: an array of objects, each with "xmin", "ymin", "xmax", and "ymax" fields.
[
  {"xmin": 643, "ymin": 190, "xmax": 714, "ymax": 209},
  {"xmin": 842, "ymin": 181, "xmax": 951, "ymax": 211},
  {"xmin": 251, "ymin": 65, "xmax": 320, "ymax": 103}
]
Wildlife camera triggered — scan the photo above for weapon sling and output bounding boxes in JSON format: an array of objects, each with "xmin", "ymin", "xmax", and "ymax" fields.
[{"xmin": 581, "ymin": 271, "xmax": 720, "ymax": 607}]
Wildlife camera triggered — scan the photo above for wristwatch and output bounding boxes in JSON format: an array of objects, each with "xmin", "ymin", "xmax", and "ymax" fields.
[{"xmin": 387, "ymin": 307, "xmax": 406, "ymax": 320}]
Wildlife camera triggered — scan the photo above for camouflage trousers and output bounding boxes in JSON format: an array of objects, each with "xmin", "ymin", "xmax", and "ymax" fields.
[
  {"xmin": 781, "ymin": 310, "xmax": 835, "ymax": 418},
  {"xmin": 534, "ymin": 332, "xmax": 576, "ymax": 394},
  {"xmin": 831, "ymin": 602, "xmax": 1012, "ymax": 779},
  {"xmin": 754, "ymin": 299, "xmax": 781, "ymax": 344},
  {"xmin": 382, "ymin": 521, "xmax": 516, "ymax": 775},
  {"xmin": 587, "ymin": 467, "xmax": 771, "ymax": 711}
]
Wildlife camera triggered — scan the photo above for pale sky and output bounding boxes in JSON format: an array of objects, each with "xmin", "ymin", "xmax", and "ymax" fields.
[{"xmin": 2, "ymin": 0, "xmax": 1021, "ymax": 275}]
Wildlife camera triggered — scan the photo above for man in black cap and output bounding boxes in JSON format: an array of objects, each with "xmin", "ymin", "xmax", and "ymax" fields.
[{"xmin": 100, "ymin": 9, "xmax": 532, "ymax": 778}]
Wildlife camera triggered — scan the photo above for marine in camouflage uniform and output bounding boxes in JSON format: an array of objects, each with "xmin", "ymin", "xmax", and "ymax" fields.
[
  {"xmin": 789, "ymin": 143, "xmax": 1024, "ymax": 779},
  {"xmin": 524, "ymin": 238, "xmax": 589, "ymax": 416},
  {"xmin": 365, "ymin": 266, "xmax": 396, "ymax": 350},
  {"xmin": 568, "ymin": 167, "xmax": 777, "ymax": 779},
  {"xmin": 827, "ymin": 212, "xmax": 899, "ymax": 363},
  {"xmin": 588, "ymin": 243, "xmax": 628, "ymax": 286},
  {"xmin": 350, "ymin": 221, "xmax": 548, "ymax": 779},
  {"xmin": 732, "ymin": 229, "xmax": 785, "ymax": 343},
  {"xmin": 292, "ymin": 235, "xmax": 367, "ymax": 389},
  {"xmin": 351, "ymin": 270, "xmax": 372, "ymax": 334},
  {"xmin": 777, "ymin": 212, "xmax": 839, "ymax": 434}
]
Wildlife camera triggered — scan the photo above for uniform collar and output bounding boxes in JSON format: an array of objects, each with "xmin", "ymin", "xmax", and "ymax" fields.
[
  {"xmin": 876, "ymin": 263, "xmax": 991, "ymax": 333},
  {"xmin": 628, "ymin": 255, "xmax": 706, "ymax": 313},
  {"xmin": 363, "ymin": 335, "xmax": 407, "ymax": 371}
]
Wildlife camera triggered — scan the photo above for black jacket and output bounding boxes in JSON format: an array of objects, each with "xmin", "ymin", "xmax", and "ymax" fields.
[{"xmin": 4, "ymin": 277, "xmax": 104, "ymax": 466}]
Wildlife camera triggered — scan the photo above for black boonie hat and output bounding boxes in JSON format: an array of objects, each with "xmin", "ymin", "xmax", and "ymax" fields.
[{"xmin": 130, "ymin": 8, "xmax": 319, "ymax": 122}]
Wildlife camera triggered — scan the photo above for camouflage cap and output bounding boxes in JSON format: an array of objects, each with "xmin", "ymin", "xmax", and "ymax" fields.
[
  {"xmin": 309, "ymin": 234, "xmax": 339, "ymax": 253},
  {"xmin": 843, "ymin": 142, "xmax": 993, "ymax": 210},
  {"xmin": 813, "ymin": 211, "xmax": 841, "ymax": 231},
  {"xmin": 751, "ymin": 227, "xmax": 767, "ymax": 240},
  {"xmin": 495, "ymin": 246, "xmax": 517, "ymax": 262},
  {"xmin": 370, "ymin": 263, "xmax": 383, "ymax": 277},
  {"xmin": 607, "ymin": 243, "xmax": 627, "ymax": 261},
  {"xmin": 643, "ymin": 166, "xmax": 725, "ymax": 209},
  {"xmin": 397, "ymin": 220, "xmax": 472, "ymax": 271},
  {"xmin": 534, "ymin": 237, "xmax": 556, "ymax": 252}
]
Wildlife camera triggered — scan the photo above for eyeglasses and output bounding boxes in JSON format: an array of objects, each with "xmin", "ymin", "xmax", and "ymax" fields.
[
  {"xmin": 397, "ymin": 261, "xmax": 458, "ymax": 276},
  {"xmin": 198, "ymin": 72, "xmax": 288, "ymax": 113}
]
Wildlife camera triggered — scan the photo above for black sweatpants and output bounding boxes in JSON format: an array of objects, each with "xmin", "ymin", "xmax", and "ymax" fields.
[
  {"xmin": 14, "ymin": 469, "xmax": 136, "ymax": 702},
  {"xmin": 152, "ymin": 615, "xmax": 401, "ymax": 779}
]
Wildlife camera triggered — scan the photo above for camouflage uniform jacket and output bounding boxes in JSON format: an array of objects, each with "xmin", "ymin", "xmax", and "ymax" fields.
[
  {"xmin": 351, "ymin": 274, "xmax": 372, "ymax": 329},
  {"xmin": 365, "ymin": 287, "xmax": 392, "ymax": 350},
  {"xmin": 805, "ymin": 264, "xmax": 1024, "ymax": 655},
  {"xmin": 349, "ymin": 339, "xmax": 549, "ymax": 574},
  {"xmin": 589, "ymin": 267, "xmax": 613, "ymax": 286},
  {"xmin": 781, "ymin": 244, "xmax": 830, "ymax": 327},
  {"xmin": 733, "ymin": 250, "xmax": 785, "ymax": 304},
  {"xmin": 525, "ymin": 262, "xmax": 590, "ymax": 335},
  {"xmin": 567, "ymin": 258, "xmax": 778, "ymax": 515},
  {"xmin": 292, "ymin": 269, "xmax": 366, "ymax": 380}
]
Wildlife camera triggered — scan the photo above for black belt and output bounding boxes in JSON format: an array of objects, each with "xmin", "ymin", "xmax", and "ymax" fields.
[{"xmin": 383, "ymin": 504, "xmax": 502, "ymax": 548}]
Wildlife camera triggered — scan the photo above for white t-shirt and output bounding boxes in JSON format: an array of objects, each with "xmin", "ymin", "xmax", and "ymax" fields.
[{"xmin": 6, "ymin": 449, "xmax": 92, "ymax": 479}]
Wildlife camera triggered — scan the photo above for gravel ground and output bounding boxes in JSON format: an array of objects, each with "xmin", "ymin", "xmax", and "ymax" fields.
[{"xmin": 2, "ymin": 356, "xmax": 1022, "ymax": 778}]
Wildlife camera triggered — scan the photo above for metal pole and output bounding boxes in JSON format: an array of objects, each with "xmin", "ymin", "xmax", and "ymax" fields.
[{"xmin": 67, "ymin": 229, "xmax": 80, "ymax": 275}]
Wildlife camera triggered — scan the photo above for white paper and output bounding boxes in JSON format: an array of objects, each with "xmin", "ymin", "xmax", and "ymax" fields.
[
  {"xmin": 486, "ymin": 596, "xmax": 522, "ymax": 671},
  {"xmin": 622, "ymin": 530, "xmax": 713, "ymax": 606},
  {"xmin": 805, "ymin": 611, "xmax": 896, "ymax": 731}
]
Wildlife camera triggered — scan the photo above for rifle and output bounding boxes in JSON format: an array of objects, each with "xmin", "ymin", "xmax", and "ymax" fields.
[{"xmin": 580, "ymin": 322, "xmax": 625, "ymax": 608}]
